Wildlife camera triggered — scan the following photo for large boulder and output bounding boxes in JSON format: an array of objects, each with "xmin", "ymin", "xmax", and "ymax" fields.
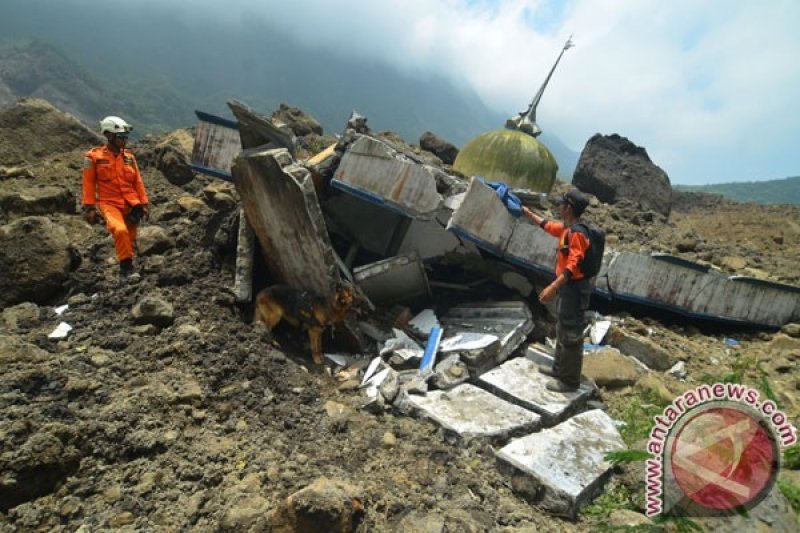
[
  {"xmin": 0, "ymin": 98, "xmax": 101, "ymax": 166},
  {"xmin": 0, "ymin": 216, "xmax": 73, "ymax": 307},
  {"xmin": 138, "ymin": 129, "xmax": 195, "ymax": 186},
  {"xmin": 572, "ymin": 133, "xmax": 672, "ymax": 216}
]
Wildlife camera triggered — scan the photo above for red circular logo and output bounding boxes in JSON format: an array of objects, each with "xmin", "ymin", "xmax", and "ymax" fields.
[{"xmin": 669, "ymin": 404, "xmax": 778, "ymax": 512}]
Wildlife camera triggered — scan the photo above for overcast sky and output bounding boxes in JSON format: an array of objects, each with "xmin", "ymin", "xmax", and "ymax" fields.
[{"xmin": 53, "ymin": 0, "xmax": 800, "ymax": 184}]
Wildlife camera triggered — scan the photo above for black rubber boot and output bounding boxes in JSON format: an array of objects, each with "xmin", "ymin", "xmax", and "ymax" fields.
[{"xmin": 119, "ymin": 259, "xmax": 140, "ymax": 282}]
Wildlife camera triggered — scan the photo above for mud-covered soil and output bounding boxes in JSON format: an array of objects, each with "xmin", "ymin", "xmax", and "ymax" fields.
[{"xmin": 1, "ymin": 100, "xmax": 799, "ymax": 531}]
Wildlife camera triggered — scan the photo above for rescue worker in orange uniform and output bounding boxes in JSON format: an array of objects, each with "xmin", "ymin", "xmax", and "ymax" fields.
[
  {"xmin": 82, "ymin": 116, "xmax": 150, "ymax": 280},
  {"xmin": 522, "ymin": 189, "xmax": 592, "ymax": 392}
]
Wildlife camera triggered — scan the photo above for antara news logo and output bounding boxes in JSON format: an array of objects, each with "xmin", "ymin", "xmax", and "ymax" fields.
[{"xmin": 645, "ymin": 382, "xmax": 797, "ymax": 517}]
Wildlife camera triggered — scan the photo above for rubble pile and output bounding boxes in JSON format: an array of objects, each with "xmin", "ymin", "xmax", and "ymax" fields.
[{"xmin": 1, "ymin": 97, "xmax": 799, "ymax": 531}]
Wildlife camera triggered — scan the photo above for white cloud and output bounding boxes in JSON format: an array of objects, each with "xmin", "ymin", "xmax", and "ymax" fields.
[{"xmin": 55, "ymin": 0, "xmax": 800, "ymax": 183}]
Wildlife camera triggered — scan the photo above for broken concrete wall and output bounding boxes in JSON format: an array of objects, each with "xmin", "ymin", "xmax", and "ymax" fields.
[
  {"xmin": 332, "ymin": 135, "xmax": 443, "ymax": 219},
  {"xmin": 449, "ymin": 178, "xmax": 800, "ymax": 328},
  {"xmin": 606, "ymin": 252, "xmax": 800, "ymax": 327},
  {"xmin": 232, "ymin": 148, "xmax": 341, "ymax": 295}
]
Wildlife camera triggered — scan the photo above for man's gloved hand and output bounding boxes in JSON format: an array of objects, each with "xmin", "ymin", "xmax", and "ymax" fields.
[
  {"xmin": 83, "ymin": 205, "xmax": 97, "ymax": 224},
  {"xmin": 141, "ymin": 204, "xmax": 150, "ymax": 221}
]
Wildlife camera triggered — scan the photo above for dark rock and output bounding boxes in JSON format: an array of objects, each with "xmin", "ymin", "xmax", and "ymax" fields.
[
  {"xmin": 573, "ymin": 134, "xmax": 672, "ymax": 216},
  {"xmin": 419, "ymin": 131, "xmax": 459, "ymax": 165},
  {"xmin": 272, "ymin": 103, "xmax": 323, "ymax": 137},
  {"xmin": 0, "ymin": 431, "xmax": 81, "ymax": 512},
  {"xmin": 0, "ymin": 216, "xmax": 72, "ymax": 307}
]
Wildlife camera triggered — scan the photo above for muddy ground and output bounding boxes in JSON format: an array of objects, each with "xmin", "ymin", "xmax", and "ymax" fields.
[{"xmin": 1, "ymin": 100, "xmax": 799, "ymax": 531}]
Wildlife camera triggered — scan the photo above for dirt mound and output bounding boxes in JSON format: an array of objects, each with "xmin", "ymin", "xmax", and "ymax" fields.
[{"xmin": 0, "ymin": 98, "xmax": 101, "ymax": 166}]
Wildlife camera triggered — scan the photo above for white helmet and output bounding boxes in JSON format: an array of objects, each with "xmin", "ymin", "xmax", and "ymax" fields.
[{"xmin": 99, "ymin": 116, "xmax": 133, "ymax": 135}]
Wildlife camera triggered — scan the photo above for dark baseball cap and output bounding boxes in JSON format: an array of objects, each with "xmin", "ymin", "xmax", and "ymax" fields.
[{"xmin": 556, "ymin": 189, "xmax": 589, "ymax": 215}]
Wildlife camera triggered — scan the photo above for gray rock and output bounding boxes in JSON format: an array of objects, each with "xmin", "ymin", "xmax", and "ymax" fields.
[
  {"xmin": 0, "ymin": 186, "xmax": 76, "ymax": 217},
  {"xmin": 131, "ymin": 296, "xmax": 175, "ymax": 327},
  {"xmin": 608, "ymin": 327, "xmax": 673, "ymax": 371},
  {"xmin": 136, "ymin": 226, "xmax": 174, "ymax": 256},
  {"xmin": 0, "ymin": 216, "xmax": 72, "ymax": 307},
  {"xmin": 692, "ymin": 485, "xmax": 797, "ymax": 533},
  {"xmin": 582, "ymin": 347, "xmax": 641, "ymax": 388},
  {"xmin": 573, "ymin": 133, "xmax": 672, "ymax": 216}
]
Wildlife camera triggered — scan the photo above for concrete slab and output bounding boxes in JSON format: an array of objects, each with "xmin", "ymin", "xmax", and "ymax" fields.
[
  {"xmin": 439, "ymin": 301, "xmax": 533, "ymax": 374},
  {"xmin": 496, "ymin": 409, "xmax": 625, "ymax": 518},
  {"xmin": 353, "ymin": 253, "xmax": 431, "ymax": 307},
  {"xmin": 405, "ymin": 383, "xmax": 541, "ymax": 443},
  {"xmin": 525, "ymin": 344, "xmax": 554, "ymax": 367},
  {"xmin": 332, "ymin": 135, "xmax": 443, "ymax": 219},
  {"xmin": 478, "ymin": 357, "xmax": 592, "ymax": 425},
  {"xmin": 231, "ymin": 148, "xmax": 341, "ymax": 295}
]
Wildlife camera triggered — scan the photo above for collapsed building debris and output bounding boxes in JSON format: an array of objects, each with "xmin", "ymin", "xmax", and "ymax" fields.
[{"xmin": 188, "ymin": 99, "xmax": 800, "ymax": 517}]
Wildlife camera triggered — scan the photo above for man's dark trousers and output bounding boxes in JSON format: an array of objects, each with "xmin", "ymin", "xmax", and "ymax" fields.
[{"xmin": 552, "ymin": 278, "xmax": 592, "ymax": 388}]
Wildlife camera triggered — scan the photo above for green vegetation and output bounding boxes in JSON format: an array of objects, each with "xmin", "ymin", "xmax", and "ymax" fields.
[
  {"xmin": 778, "ymin": 478, "xmax": 800, "ymax": 512},
  {"xmin": 675, "ymin": 176, "xmax": 800, "ymax": 205},
  {"xmin": 784, "ymin": 443, "xmax": 800, "ymax": 470},
  {"xmin": 614, "ymin": 390, "xmax": 670, "ymax": 446},
  {"xmin": 605, "ymin": 449, "xmax": 654, "ymax": 466}
]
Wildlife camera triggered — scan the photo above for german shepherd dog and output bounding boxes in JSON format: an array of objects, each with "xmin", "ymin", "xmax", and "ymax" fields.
[{"xmin": 254, "ymin": 284, "xmax": 354, "ymax": 364}]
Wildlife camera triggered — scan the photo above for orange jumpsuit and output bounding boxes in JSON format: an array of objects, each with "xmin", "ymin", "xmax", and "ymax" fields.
[
  {"xmin": 81, "ymin": 145, "xmax": 149, "ymax": 262},
  {"xmin": 541, "ymin": 220, "xmax": 591, "ymax": 281},
  {"xmin": 541, "ymin": 220, "xmax": 592, "ymax": 388}
]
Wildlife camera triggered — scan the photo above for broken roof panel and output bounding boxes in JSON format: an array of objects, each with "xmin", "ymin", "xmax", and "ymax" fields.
[
  {"xmin": 190, "ymin": 111, "xmax": 241, "ymax": 180},
  {"xmin": 607, "ymin": 251, "xmax": 800, "ymax": 328},
  {"xmin": 448, "ymin": 178, "xmax": 800, "ymax": 328},
  {"xmin": 332, "ymin": 135, "xmax": 443, "ymax": 219}
]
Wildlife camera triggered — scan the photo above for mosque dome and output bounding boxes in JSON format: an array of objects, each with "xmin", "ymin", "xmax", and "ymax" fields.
[{"xmin": 453, "ymin": 128, "xmax": 558, "ymax": 192}]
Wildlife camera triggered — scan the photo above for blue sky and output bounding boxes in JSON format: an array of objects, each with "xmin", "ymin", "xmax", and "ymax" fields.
[{"xmin": 53, "ymin": 0, "xmax": 800, "ymax": 185}]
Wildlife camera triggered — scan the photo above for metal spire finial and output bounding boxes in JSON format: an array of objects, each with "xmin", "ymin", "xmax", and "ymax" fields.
[{"xmin": 506, "ymin": 35, "xmax": 574, "ymax": 137}]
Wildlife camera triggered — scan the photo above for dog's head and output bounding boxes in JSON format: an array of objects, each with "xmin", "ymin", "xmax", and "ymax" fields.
[{"xmin": 332, "ymin": 286, "xmax": 354, "ymax": 311}]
